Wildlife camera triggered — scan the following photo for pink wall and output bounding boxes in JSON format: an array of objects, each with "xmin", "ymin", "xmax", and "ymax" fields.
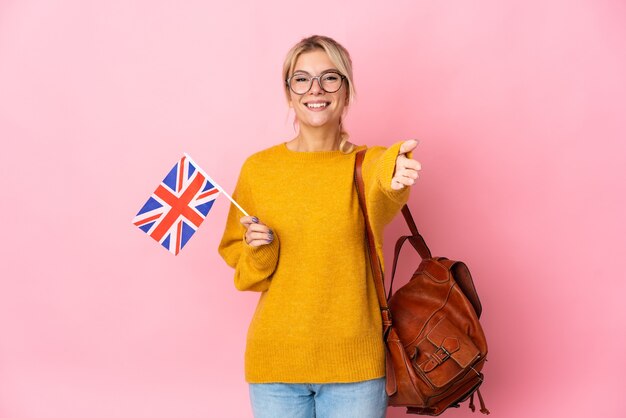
[{"xmin": 1, "ymin": 1, "xmax": 625, "ymax": 417}]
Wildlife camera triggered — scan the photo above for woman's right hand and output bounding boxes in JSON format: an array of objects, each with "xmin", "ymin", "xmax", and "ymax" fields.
[{"xmin": 240, "ymin": 216, "xmax": 274, "ymax": 247}]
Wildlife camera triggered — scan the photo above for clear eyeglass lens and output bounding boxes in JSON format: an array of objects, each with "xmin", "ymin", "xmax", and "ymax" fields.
[{"xmin": 289, "ymin": 72, "xmax": 343, "ymax": 94}]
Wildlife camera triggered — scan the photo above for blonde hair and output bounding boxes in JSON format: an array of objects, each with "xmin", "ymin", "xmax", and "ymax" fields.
[{"xmin": 282, "ymin": 35, "xmax": 356, "ymax": 153}]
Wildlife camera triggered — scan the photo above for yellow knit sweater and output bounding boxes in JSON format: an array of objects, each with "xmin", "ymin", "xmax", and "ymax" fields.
[{"xmin": 218, "ymin": 141, "xmax": 411, "ymax": 384}]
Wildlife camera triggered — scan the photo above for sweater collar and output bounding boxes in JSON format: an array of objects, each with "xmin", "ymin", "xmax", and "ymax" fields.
[{"xmin": 279, "ymin": 142, "xmax": 367, "ymax": 161}]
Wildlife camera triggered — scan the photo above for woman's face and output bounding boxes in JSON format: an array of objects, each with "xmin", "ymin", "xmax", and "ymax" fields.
[{"xmin": 288, "ymin": 49, "xmax": 348, "ymax": 131}]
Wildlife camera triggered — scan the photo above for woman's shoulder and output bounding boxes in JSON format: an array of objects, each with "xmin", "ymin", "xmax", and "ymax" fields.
[
  {"xmin": 243, "ymin": 142, "xmax": 284, "ymax": 163},
  {"xmin": 237, "ymin": 143, "xmax": 287, "ymax": 177},
  {"xmin": 352, "ymin": 142, "xmax": 392, "ymax": 152},
  {"xmin": 358, "ymin": 143, "xmax": 388, "ymax": 159}
]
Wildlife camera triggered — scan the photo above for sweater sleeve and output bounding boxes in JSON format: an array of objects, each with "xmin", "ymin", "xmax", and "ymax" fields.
[
  {"xmin": 363, "ymin": 141, "xmax": 413, "ymax": 229},
  {"xmin": 217, "ymin": 160, "xmax": 280, "ymax": 292}
]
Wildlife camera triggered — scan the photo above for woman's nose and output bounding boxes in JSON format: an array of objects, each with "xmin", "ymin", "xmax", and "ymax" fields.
[{"xmin": 309, "ymin": 77, "xmax": 323, "ymax": 94}]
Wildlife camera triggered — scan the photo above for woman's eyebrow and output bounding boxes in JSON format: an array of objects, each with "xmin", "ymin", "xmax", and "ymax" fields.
[{"xmin": 293, "ymin": 68, "xmax": 338, "ymax": 75}]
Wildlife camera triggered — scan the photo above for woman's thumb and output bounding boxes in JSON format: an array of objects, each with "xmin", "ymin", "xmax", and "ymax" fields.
[{"xmin": 399, "ymin": 139, "xmax": 419, "ymax": 155}]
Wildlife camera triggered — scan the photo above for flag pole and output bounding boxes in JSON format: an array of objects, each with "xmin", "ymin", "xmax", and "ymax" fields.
[{"xmin": 183, "ymin": 152, "xmax": 250, "ymax": 217}]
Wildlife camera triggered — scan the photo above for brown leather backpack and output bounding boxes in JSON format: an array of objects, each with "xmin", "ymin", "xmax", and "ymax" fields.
[{"xmin": 355, "ymin": 150, "xmax": 489, "ymax": 416}]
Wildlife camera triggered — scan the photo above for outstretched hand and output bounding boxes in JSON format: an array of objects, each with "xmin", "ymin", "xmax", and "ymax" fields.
[{"xmin": 391, "ymin": 139, "xmax": 422, "ymax": 190}]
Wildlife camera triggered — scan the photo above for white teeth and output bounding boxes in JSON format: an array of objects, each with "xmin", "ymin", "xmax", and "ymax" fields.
[{"xmin": 306, "ymin": 102, "xmax": 328, "ymax": 108}]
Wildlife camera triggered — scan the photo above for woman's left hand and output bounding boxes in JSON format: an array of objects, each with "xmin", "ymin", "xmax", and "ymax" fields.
[{"xmin": 391, "ymin": 139, "xmax": 422, "ymax": 190}]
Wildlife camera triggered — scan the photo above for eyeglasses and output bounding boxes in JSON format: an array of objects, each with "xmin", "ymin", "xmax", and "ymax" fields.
[{"xmin": 286, "ymin": 70, "xmax": 347, "ymax": 95}]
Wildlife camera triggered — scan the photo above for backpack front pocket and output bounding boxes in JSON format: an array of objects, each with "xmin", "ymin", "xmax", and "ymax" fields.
[{"xmin": 412, "ymin": 316, "xmax": 481, "ymax": 389}]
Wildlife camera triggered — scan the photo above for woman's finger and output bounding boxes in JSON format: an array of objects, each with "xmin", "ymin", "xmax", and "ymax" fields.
[
  {"xmin": 404, "ymin": 159, "xmax": 422, "ymax": 171},
  {"xmin": 391, "ymin": 171, "xmax": 419, "ymax": 189},
  {"xmin": 240, "ymin": 215, "xmax": 258, "ymax": 227},
  {"xmin": 390, "ymin": 178, "xmax": 405, "ymax": 190},
  {"xmin": 397, "ymin": 176, "xmax": 416, "ymax": 186},
  {"xmin": 245, "ymin": 229, "xmax": 275, "ymax": 246},
  {"xmin": 396, "ymin": 155, "xmax": 422, "ymax": 171},
  {"xmin": 398, "ymin": 166, "xmax": 420, "ymax": 178},
  {"xmin": 246, "ymin": 229, "xmax": 273, "ymax": 241},
  {"xmin": 247, "ymin": 223, "xmax": 271, "ymax": 234},
  {"xmin": 240, "ymin": 215, "xmax": 269, "ymax": 228}
]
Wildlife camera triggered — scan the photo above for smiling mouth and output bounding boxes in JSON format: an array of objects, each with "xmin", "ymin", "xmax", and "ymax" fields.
[{"xmin": 305, "ymin": 102, "xmax": 330, "ymax": 109}]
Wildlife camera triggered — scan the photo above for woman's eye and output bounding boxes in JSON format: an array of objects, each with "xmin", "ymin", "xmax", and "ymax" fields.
[{"xmin": 295, "ymin": 77, "xmax": 309, "ymax": 83}]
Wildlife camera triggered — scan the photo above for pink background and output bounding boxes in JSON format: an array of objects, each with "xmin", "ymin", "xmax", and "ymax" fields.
[{"xmin": 1, "ymin": 1, "xmax": 625, "ymax": 417}]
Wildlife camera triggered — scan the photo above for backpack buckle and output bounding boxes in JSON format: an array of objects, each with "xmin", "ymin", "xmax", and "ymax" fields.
[
  {"xmin": 433, "ymin": 345, "xmax": 452, "ymax": 363},
  {"xmin": 381, "ymin": 307, "xmax": 392, "ymax": 320}
]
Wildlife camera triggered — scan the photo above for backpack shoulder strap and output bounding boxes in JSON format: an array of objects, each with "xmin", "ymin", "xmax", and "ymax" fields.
[{"xmin": 354, "ymin": 150, "xmax": 392, "ymax": 332}]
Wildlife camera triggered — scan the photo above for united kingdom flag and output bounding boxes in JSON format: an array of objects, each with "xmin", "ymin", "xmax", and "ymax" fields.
[{"xmin": 133, "ymin": 153, "xmax": 220, "ymax": 255}]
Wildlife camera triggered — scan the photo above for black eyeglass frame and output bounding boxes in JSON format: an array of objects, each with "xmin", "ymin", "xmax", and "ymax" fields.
[{"xmin": 285, "ymin": 70, "xmax": 347, "ymax": 95}]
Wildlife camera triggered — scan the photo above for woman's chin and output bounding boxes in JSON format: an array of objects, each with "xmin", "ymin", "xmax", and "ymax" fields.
[{"xmin": 300, "ymin": 116, "xmax": 337, "ymax": 129}]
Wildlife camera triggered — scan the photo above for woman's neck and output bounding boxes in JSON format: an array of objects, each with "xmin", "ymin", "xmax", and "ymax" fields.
[{"xmin": 289, "ymin": 124, "xmax": 341, "ymax": 152}]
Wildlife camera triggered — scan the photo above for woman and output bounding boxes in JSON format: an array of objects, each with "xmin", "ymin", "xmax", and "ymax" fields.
[{"xmin": 218, "ymin": 35, "xmax": 421, "ymax": 418}]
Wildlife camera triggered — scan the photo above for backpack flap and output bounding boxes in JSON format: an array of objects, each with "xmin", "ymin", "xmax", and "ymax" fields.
[{"xmin": 438, "ymin": 259, "xmax": 483, "ymax": 318}]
